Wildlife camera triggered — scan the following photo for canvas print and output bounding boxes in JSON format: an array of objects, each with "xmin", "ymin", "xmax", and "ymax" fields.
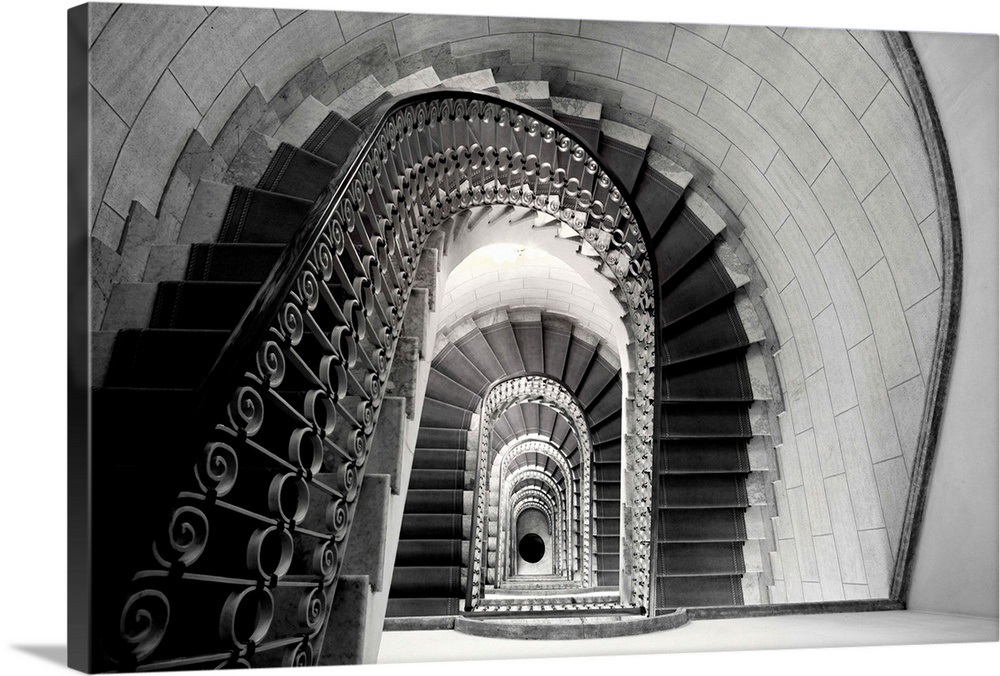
[{"xmin": 68, "ymin": 2, "xmax": 998, "ymax": 672}]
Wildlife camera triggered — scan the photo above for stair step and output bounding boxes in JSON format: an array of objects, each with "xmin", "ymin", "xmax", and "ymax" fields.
[
  {"xmin": 404, "ymin": 489, "xmax": 473, "ymax": 514},
  {"xmin": 101, "ymin": 283, "xmax": 158, "ymax": 331},
  {"xmin": 148, "ymin": 281, "xmax": 260, "ymax": 330},
  {"xmin": 577, "ymin": 357, "xmax": 620, "ymax": 410},
  {"xmin": 390, "ymin": 566, "xmax": 467, "ymax": 598},
  {"xmin": 450, "ymin": 323, "xmax": 506, "ymax": 382},
  {"xmin": 183, "ymin": 243, "xmax": 285, "ymax": 282},
  {"xmin": 432, "ymin": 342, "xmax": 492, "ymax": 394},
  {"xmin": 551, "ymin": 96, "xmax": 602, "ymax": 148},
  {"xmin": 385, "ymin": 66, "xmax": 441, "ymax": 96},
  {"xmin": 663, "ymin": 293, "xmax": 763, "ymax": 365},
  {"xmin": 143, "ymin": 244, "xmax": 191, "ymax": 283},
  {"xmin": 584, "ymin": 376, "xmax": 623, "ymax": 427},
  {"xmin": 508, "ymin": 309, "xmax": 545, "ymax": 372},
  {"xmin": 412, "ymin": 449, "xmax": 475, "ymax": 472},
  {"xmin": 255, "ymin": 142, "xmax": 339, "ymax": 201},
  {"xmin": 400, "ymin": 513, "xmax": 471, "ymax": 540},
  {"xmin": 590, "ymin": 411, "xmax": 623, "ymax": 445},
  {"xmin": 662, "ymin": 240, "xmax": 750, "ymax": 326},
  {"xmin": 662, "ymin": 350, "xmax": 757, "ymax": 402},
  {"xmin": 494, "ymin": 80, "xmax": 552, "ymax": 115},
  {"xmin": 660, "ymin": 439, "xmax": 751, "ymax": 474},
  {"xmin": 321, "ymin": 575, "xmax": 371, "ymax": 665},
  {"xmin": 657, "ymin": 542, "xmax": 748, "ymax": 577},
  {"xmin": 178, "ymin": 180, "xmax": 235, "ymax": 244},
  {"xmin": 415, "ymin": 426, "xmax": 468, "ymax": 450},
  {"xmin": 273, "ymin": 95, "xmax": 331, "ymax": 147},
  {"xmin": 562, "ymin": 331, "xmax": 600, "ymax": 392},
  {"xmin": 598, "ymin": 119, "xmax": 651, "ymax": 192},
  {"xmin": 633, "ymin": 149, "xmax": 693, "ymax": 237},
  {"xmin": 480, "ymin": 322, "xmax": 526, "ymax": 378},
  {"xmin": 385, "ymin": 597, "xmax": 461, "ymax": 618},
  {"xmin": 395, "ymin": 539, "xmax": 469, "ymax": 567},
  {"xmin": 655, "ymin": 199, "xmax": 727, "ymax": 285},
  {"xmin": 659, "ymin": 475, "xmax": 750, "ymax": 509},
  {"xmin": 329, "ymin": 74, "xmax": 391, "ymax": 127},
  {"xmin": 409, "ymin": 469, "xmax": 473, "ymax": 490},
  {"xmin": 221, "ymin": 131, "xmax": 281, "ymax": 189},
  {"xmin": 658, "ymin": 507, "xmax": 747, "ymax": 543},
  {"xmin": 656, "ymin": 574, "xmax": 746, "ymax": 608},
  {"xmin": 425, "ymin": 368, "xmax": 481, "ymax": 411},
  {"xmin": 541, "ymin": 313, "xmax": 573, "ymax": 381},
  {"xmin": 440, "ymin": 69, "xmax": 497, "ymax": 91},
  {"xmin": 301, "ymin": 110, "xmax": 362, "ymax": 166},
  {"xmin": 220, "ymin": 186, "xmax": 313, "ymax": 244},
  {"xmin": 367, "ymin": 396, "xmax": 408, "ymax": 495},
  {"xmin": 103, "ymin": 329, "xmax": 229, "ymax": 388},
  {"xmin": 342, "ymin": 474, "xmax": 392, "ymax": 592},
  {"xmin": 661, "ymin": 401, "xmax": 769, "ymax": 438},
  {"xmin": 420, "ymin": 398, "xmax": 474, "ymax": 429}
]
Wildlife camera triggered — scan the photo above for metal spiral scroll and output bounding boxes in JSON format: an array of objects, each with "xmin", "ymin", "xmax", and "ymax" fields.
[{"xmin": 104, "ymin": 92, "xmax": 655, "ymax": 669}]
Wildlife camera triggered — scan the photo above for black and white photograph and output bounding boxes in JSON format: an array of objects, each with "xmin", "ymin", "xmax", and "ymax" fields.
[{"xmin": 4, "ymin": 1, "xmax": 1000, "ymax": 674}]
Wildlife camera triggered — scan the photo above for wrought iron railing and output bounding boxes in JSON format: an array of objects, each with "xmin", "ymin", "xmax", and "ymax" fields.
[{"xmin": 98, "ymin": 90, "xmax": 656, "ymax": 670}]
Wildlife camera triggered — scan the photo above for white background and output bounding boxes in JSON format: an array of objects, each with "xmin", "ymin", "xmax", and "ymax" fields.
[{"xmin": 0, "ymin": 0, "xmax": 996, "ymax": 674}]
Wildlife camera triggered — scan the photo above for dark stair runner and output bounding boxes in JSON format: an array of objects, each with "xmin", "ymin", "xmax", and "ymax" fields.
[{"xmin": 642, "ymin": 185, "xmax": 759, "ymax": 613}]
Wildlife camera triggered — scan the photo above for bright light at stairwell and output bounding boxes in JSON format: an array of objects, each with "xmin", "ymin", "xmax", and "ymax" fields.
[
  {"xmin": 454, "ymin": 243, "xmax": 579, "ymax": 277},
  {"xmin": 484, "ymin": 243, "xmax": 526, "ymax": 265},
  {"xmin": 457, "ymin": 243, "xmax": 533, "ymax": 270}
]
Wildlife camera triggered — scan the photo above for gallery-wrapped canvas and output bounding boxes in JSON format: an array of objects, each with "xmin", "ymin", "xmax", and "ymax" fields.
[{"xmin": 66, "ymin": 2, "xmax": 997, "ymax": 673}]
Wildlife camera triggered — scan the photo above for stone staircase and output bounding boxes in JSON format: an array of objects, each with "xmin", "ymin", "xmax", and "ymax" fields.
[
  {"xmin": 387, "ymin": 308, "xmax": 624, "ymax": 617},
  {"xmin": 91, "ymin": 53, "xmax": 779, "ymax": 662}
]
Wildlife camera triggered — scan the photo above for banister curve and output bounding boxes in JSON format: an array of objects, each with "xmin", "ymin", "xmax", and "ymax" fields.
[{"xmin": 102, "ymin": 88, "xmax": 660, "ymax": 669}]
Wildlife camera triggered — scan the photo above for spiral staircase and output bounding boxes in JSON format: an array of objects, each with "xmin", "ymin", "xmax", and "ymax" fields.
[
  {"xmin": 388, "ymin": 309, "xmax": 626, "ymax": 617},
  {"xmin": 91, "ymin": 58, "xmax": 777, "ymax": 669}
]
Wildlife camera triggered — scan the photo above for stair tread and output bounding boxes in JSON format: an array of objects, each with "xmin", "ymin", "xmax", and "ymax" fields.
[{"xmin": 385, "ymin": 66, "xmax": 442, "ymax": 96}]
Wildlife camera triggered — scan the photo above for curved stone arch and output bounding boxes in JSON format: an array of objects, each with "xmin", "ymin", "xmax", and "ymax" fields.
[
  {"xmin": 512, "ymin": 495, "xmax": 556, "ymax": 531},
  {"xmin": 472, "ymin": 374, "xmax": 600, "ymax": 596},
  {"xmin": 487, "ymin": 391, "xmax": 592, "ymax": 456},
  {"xmin": 509, "ymin": 488, "xmax": 559, "ymax": 535},
  {"xmin": 495, "ymin": 439, "xmax": 577, "ymax": 515},
  {"xmin": 512, "ymin": 483, "xmax": 569, "ymax": 586},
  {"xmin": 509, "ymin": 486, "xmax": 561, "ymax": 574},
  {"xmin": 504, "ymin": 467, "xmax": 569, "ymax": 581},
  {"xmin": 511, "ymin": 498, "xmax": 561, "ymax": 575},
  {"xmin": 436, "ymin": 210, "xmax": 628, "ymax": 360},
  {"xmin": 494, "ymin": 439, "xmax": 579, "ymax": 580}
]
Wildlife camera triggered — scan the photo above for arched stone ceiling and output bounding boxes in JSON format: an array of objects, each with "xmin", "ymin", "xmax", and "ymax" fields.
[{"xmin": 439, "ymin": 243, "xmax": 616, "ymax": 345}]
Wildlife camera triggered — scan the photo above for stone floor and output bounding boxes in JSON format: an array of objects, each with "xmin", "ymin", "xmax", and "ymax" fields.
[{"xmin": 378, "ymin": 610, "xmax": 997, "ymax": 664}]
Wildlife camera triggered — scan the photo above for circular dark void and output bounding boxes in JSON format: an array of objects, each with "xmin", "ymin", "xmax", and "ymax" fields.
[{"xmin": 518, "ymin": 533, "xmax": 545, "ymax": 563}]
